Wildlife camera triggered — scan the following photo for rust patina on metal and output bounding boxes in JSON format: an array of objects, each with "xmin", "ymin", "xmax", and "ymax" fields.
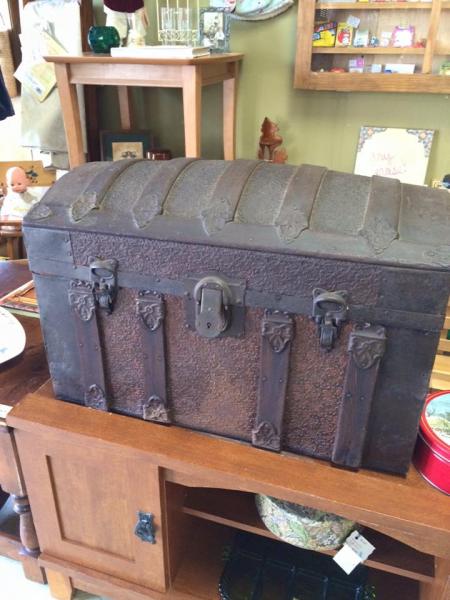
[{"xmin": 23, "ymin": 159, "xmax": 450, "ymax": 475}]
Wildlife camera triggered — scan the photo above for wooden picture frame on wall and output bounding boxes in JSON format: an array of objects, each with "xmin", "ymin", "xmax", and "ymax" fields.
[{"xmin": 100, "ymin": 130, "xmax": 154, "ymax": 161}]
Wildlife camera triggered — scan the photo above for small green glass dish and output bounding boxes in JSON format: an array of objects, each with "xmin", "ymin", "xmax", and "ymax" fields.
[{"xmin": 87, "ymin": 26, "xmax": 121, "ymax": 54}]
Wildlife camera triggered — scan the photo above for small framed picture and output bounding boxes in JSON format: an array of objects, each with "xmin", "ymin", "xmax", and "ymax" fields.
[
  {"xmin": 199, "ymin": 8, "xmax": 231, "ymax": 53},
  {"xmin": 100, "ymin": 131, "xmax": 153, "ymax": 161}
]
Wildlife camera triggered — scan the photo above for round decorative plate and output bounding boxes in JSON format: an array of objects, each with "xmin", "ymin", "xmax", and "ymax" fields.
[
  {"xmin": 256, "ymin": 494, "xmax": 357, "ymax": 551},
  {"xmin": 0, "ymin": 307, "xmax": 26, "ymax": 365}
]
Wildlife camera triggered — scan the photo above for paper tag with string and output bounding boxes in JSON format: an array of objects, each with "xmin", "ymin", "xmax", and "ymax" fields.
[{"xmin": 333, "ymin": 531, "xmax": 375, "ymax": 575}]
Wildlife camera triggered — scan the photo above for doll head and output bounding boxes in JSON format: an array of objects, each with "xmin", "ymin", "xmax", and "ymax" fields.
[{"xmin": 6, "ymin": 166, "xmax": 29, "ymax": 194}]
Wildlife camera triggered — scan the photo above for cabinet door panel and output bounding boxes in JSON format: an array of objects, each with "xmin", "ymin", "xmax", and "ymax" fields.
[{"xmin": 15, "ymin": 430, "xmax": 167, "ymax": 592}]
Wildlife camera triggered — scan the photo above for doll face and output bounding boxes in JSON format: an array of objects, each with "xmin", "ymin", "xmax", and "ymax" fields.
[{"xmin": 6, "ymin": 167, "xmax": 29, "ymax": 194}]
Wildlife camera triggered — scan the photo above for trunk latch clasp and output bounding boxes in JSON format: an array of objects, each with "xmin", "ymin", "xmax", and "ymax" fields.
[
  {"xmin": 194, "ymin": 276, "xmax": 231, "ymax": 339},
  {"xmin": 312, "ymin": 288, "xmax": 349, "ymax": 351}
]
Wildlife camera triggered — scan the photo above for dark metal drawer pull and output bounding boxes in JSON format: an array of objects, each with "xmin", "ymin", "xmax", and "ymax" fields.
[{"xmin": 134, "ymin": 511, "xmax": 156, "ymax": 544}]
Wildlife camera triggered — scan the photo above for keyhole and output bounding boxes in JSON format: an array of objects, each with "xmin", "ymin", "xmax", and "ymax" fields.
[{"xmin": 207, "ymin": 322, "xmax": 212, "ymax": 329}]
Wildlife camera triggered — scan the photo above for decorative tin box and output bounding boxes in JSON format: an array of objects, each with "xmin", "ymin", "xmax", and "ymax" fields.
[
  {"xmin": 413, "ymin": 390, "xmax": 450, "ymax": 494},
  {"xmin": 255, "ymin": 494, "xmax": 356, "ymax": 551},
  {"xmin": 23, "ymin": 159, "xmax": 450, "ymax": 474}
]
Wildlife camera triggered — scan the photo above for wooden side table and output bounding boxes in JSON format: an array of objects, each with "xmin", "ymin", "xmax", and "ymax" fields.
[
  {"xmin": 8, "ymin": 384, "xmax": 450, "ymax": 600},
  {"xmin": 45, "ymin": 53, "xmax": 243, "ymax": 168}
]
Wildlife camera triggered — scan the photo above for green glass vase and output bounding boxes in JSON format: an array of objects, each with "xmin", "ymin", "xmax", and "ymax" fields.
[{"xmin": 87, "ymin": 26, "xmax": 121, "ymax": 54}]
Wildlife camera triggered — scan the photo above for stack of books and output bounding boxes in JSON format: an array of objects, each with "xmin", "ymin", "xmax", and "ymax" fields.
[{"xmin": 110, "ymin": 46, "xmax": 211, "ymax": 59}]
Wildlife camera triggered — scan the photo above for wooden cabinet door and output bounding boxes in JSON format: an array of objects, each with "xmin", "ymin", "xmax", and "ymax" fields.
[{"xmin": 14, "ymin": 429, "xmax": 167, "ymax": 592}]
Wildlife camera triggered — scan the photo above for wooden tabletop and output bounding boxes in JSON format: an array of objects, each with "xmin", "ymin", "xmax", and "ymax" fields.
[
  {"xmin": 45, "ymin": 52, "xmax": 244, "ymax": 66},
  {"xmin": 0, "ymin": 261, "xmax": 48, "ymax": 407}
]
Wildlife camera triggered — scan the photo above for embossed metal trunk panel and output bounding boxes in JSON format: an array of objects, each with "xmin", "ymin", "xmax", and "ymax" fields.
[{"xmin": 23, "ymin": 159, "xmax": 450, "ymax": 475}]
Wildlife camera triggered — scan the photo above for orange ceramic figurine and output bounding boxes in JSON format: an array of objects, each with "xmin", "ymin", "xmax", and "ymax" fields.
[
  {"xmin": 1, "ymin": 166, "xmax": 37, "ymax": 219},
  {"xmin": 258, "ymin": 117, "xmax": 288, "ymax": 164}
]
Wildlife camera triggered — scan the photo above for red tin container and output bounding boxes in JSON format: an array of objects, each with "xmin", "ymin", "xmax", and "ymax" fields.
[{"xmin": 413, "ymin": 391, "xmax": 450, "ymax": 495}]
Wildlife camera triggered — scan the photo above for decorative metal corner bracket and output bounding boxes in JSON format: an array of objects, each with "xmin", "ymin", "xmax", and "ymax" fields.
[
  {"xmin": 136, "ymin": 291, "xmax": 164, "ymax": 331},
  {"xmin": 349, "ymin": 324, "xmax": 386, "ymax": 370},
  {"xmin": 143, "ymin": 395, "xmax": 170, "ymax": 424},
  {"xmin": 84, "ymin": 384, "xmax": 109, "ymax": 411},
  {"xmin": 68, "ymin": 280, "xmax": 96, "ymax": 322},
  {"xmin": 261, "ymin": 311, "xmax": 293, "ymax": 353},
  {"xmin": 252, "ymin": 421, "xmax": 281, "ymax": 452}
]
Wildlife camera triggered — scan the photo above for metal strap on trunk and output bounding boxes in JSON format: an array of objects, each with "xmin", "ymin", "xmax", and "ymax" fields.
[
  {"xmin": 132, "ymin": 158, "xmax": 198, "ymax": 229},
  {"xmin": 70, "ymin": 159, "xmax": 142, "ymax": 222},
  {"xmin": 332, "ymin": 324, "xmax": 387, "ymax": 468},
  {"xmin": 201, "ymin": 160, "xmax": 263, "ymax": 236},
  {"xmin": 252, "ymin": 310, "xmax": 294, "ymax": 451},
  {"xmin": 136, "ymin": 291, "xmax": 170, "ymax": 423},
  {"xmin": 68, "ymin": 280, "xmax": 109, "ymax": 410},
  {"xmin": 359, "ymin": 176, "xmax": 401, "ymax": 254},
  {"xmin": 275, "ymin": 164, "xmax": 327, "ymax": 244}
]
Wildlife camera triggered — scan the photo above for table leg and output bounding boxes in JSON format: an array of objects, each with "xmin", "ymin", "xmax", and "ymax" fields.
[
  {"xmin": 46, "ymin": 569, "xmax": 74, "ymax": 600},
  {"xmin": 54, "ymin": 63, "xmax": 85, "ymax": 169},
  {"xmin": 223, "ymin": 62, "xmax": 238, "ymax": 161},
  {"xmin": 182, "ymin": 66, "xmax": 202, "ymax": 158},
  {"xmin": 117, "ymin": 86, "xmax": 133, "ymax": 130}
]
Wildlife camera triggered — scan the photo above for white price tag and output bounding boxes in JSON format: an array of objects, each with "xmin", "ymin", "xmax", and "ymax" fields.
[
  {"xmin": 0, "ymin": 404, "xmax": 13, "ymax": 420},
  {"xmin": 333, "ymin": 531, "xmax": 375, "ymax": 575},
  {"xmin": 347, "ymin": 15, "xmax": 361, "ymax": 28}
]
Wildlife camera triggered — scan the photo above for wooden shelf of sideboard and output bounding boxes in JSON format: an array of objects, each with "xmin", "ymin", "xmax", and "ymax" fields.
[{"xmin": 180, "ymin": 486, "xmax": 435, "ymax": 584}]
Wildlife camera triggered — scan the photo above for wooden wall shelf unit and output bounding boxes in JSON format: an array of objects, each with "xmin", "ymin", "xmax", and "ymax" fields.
[
  {"xmin": 6, "ymin": 384, "xmax": 450, "ymax": 600},
  {"xmin": 295, "ymin": 0, "xmax": 450, "ymax": 92}
]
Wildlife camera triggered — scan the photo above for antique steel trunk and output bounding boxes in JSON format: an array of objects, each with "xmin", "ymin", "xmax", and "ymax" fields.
[{"xmin": 23, "ymin": 159, "xmax": 450, "ymax": 474}]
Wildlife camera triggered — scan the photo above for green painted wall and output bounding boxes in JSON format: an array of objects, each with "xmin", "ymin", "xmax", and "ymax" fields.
[{"xmin": 94, "ymin": 2, "xmax": 450, "ymax": 182}]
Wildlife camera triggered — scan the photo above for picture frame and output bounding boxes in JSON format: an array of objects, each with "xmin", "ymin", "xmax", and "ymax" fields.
[
  {"xmin": 199, "ymin": 8, "xmax": 231, "ymax": 53},
  {"xmin": 100, "ymin": 131, "xmax": 154, "ymax": 161},
  {"xmin": 354, "ymin": 126, "xmax": 435, "ymax": 185}
]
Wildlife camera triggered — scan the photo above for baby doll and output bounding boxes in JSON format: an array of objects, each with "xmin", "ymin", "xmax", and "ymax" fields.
[{"xmin": 1, "ymin": 166, "xmax": 38, "ymax": 220}]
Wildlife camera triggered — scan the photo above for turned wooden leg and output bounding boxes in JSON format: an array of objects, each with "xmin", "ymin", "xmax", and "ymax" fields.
[
  {"xmin": 46, "ymin": 569, "xmax": 74, "ymax": 600},
  {"xmin": 12, "ymin": 494, "xmax": 39, "ymax": 557}
]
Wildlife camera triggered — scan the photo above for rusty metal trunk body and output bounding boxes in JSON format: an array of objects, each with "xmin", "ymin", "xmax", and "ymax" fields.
[{"xmin": 24, "ymin": 159, "xmax": 450, "ymax": 475}]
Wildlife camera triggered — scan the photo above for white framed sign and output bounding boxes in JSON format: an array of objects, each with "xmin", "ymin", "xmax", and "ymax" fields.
[{"xmin": 354, "ymin": 127, "xmax": 435, "ymax": 185}]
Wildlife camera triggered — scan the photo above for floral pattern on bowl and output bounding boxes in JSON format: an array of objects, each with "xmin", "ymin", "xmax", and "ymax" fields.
[{"xmin": 256, "ymin": 494, "xmax": 357, "ymax": 551}]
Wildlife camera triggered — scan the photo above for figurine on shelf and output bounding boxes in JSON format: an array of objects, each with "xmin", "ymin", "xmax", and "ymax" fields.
[
  {"xmin": 0, "ymin": 166, "xmax": 38, "ymax": 220},
  {"xmin": 257, "ymin": 117, "xmax": 288, "ymax": 164},
  {"xmin": 103, "ymin": 0, "xmax": 148, "ymax": 46}
]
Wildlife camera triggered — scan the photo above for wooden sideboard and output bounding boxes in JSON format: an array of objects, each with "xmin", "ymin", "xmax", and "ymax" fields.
[{"xmin": 6, "ymin": 383, "xmax": 450, "ymax": 600}]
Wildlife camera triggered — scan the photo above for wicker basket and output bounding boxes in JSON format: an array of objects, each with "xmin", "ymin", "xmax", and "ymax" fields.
[{"xmin": 0, "ymin": 30, "xmax": 17, "ymax": 98}]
